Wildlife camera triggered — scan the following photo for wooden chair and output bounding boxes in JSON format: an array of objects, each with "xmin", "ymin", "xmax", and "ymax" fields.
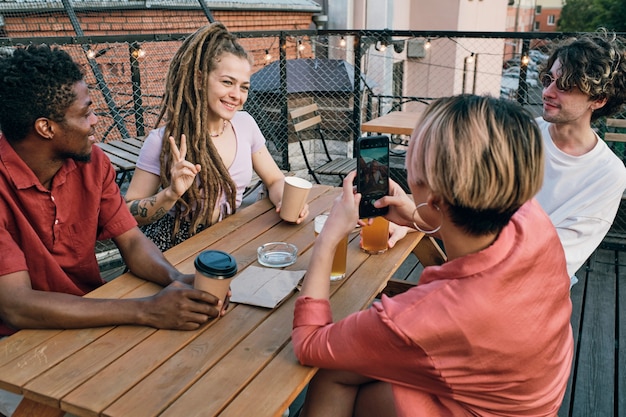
[{"xmin": 289, "ymin": 103, "xmax": 356, "ymax": 184}]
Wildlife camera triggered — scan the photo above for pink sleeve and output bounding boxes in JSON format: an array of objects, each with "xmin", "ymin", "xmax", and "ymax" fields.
[
  {"xmin": 292, "ymin": 296, "xmax": 430, "ymax": 384},
  {"xmin": 135, "ymin": 127, "xmax": 165, "ymax": 176}
]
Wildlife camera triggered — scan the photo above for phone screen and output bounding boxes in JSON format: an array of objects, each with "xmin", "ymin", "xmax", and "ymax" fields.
[{"xmin": 357, "ymin": 136, "xmax": 389, "ymax": 218}]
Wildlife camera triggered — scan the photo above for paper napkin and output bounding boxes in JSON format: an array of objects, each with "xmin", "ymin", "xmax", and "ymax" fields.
[{"xmin": 230, "ymin": 265, "xmax": 306, "ymax": 308}]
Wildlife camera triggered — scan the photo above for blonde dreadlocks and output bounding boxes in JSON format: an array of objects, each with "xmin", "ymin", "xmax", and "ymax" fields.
[{"xmin": 156, "ymin": 22, "xmax": 252, "ymax": 239}]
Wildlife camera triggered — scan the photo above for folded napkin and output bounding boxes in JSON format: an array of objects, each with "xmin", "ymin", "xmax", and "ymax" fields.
[{"xmin": 230, "ymin": 265, "xmax": 306, "ymax": 308}]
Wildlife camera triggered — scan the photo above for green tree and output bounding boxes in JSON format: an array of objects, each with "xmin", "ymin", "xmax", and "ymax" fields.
[{"xmin": 559, "ymin": 0, "xmax": 626, "ymax": 32}]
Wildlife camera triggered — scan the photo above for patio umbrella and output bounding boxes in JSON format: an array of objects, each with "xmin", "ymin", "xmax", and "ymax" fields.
[{"xmin": 251, "ymin": 58, "xmax": 376, "ymax": 93}]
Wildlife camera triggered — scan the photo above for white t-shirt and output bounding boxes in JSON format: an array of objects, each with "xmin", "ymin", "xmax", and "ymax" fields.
[
  {"xmin": 535, "ymin": 117, "xmax": 626, "ymax": 281},
  {"xmin": 136, "ymin": 111, "xmax": 266, "ymax": 210}
]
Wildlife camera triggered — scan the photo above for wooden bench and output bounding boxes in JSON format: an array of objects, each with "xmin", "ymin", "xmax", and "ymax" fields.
[
  {"xmin": 96, "ymin": 137, "xmax": 144, "ymax": 188},
  {"xmin": 604, "ymin": 118, "xmax": 626, "ymax": 165},
  {"xmin": 605, "ymin": 118, "xmax": 626, "ymax": 142}
]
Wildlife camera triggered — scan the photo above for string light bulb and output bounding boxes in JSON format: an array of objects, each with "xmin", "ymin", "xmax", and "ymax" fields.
[
  {"xmin": 424, "ymin": 38, "xmax": 431, "ymax": 50},
  {"xmin": 264, "ymin": 49, "xmax": 272, "ymax": 62},
  {"xmin": 466, "ymin": 52, "xmax": 475, "ymax": 64},
  {"xmin": 339, "ymin": 36, "xmax": 346, "ymax": 47},
  {"xmin": 521, "ymin": 54, "xmax": 530, "ymax": 66},
  {"xmin": 86, "ymin": 49, "xmax": 96, "ymax": 59},
  {"xmin": 131, "ymin": 47, "xmax": 146, "ymax": 59},
  {"xmin": 298, "ymin": 40, "xmax": 305, "ymax": 52}
]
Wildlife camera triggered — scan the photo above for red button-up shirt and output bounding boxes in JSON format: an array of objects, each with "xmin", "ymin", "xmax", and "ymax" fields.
[{"xmin": 0, "ymin": 134, "xmax": 137, "ymax": 336}]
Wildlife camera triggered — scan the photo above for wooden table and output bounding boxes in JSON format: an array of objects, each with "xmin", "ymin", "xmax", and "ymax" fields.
[
  {"xmin": 360, "ymin": 111, "xmax": 423, "ymax": 136},
  {"xmin": 96, "ymin": 137, "xmax": 144, "ymax": 187},
  {"xmin": 0, "ymin": 185, "xmax": 425, "ymax": 417}
]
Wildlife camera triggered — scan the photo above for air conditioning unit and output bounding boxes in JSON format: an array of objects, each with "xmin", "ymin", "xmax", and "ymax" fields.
[{"xmin": 407, "ymin": 39, "xmax": 426, "ymax": 59}]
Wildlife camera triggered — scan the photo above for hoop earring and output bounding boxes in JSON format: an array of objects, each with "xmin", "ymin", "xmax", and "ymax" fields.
[{"xmin": 412, "ymin": 202, "xmax": 442, "ymax": 234}]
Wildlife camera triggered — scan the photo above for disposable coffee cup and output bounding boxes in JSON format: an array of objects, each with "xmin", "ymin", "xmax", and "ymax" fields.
[
  {"xmin": 194, "ymin": 250, "xmax": 238, "ymax": 305},
  {"xmin": 280, "ymin": 176, "xmax": 312, "ymax": 223}
]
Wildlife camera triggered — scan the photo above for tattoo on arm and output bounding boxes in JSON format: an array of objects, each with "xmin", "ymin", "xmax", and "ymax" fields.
[
  {"xmin": 129, "ymin": 196, "xmax": 159, "ymax": 219},
  {"xmin": 149, "ymin": 207, "xmax": 167, "ymax": 222},
  {"xmin": 129, "ymin": 200, "xmax": 141, "ymax": 216}
]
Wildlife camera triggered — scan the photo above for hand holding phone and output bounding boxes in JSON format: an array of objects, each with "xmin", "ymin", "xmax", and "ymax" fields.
[{"xmin": 356, "ymin": 136, "xmax": 390, "ymax": 218}]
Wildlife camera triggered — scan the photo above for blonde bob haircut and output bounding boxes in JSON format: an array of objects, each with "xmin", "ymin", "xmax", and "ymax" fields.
[{"xmin": 406, "ymin": 94, "xmax": 544, "ymax": 236}]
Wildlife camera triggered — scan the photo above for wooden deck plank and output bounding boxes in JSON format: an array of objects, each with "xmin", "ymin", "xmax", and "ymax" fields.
[
  {"xmin": 618, "ymin": 251, "xmax": 626, "ymax": 417},
  {"xmin": 570, "ymin": 249, "xmax": 616, "ymax": 417},
  {"xmin": 558, "ymin": 260, "xmax": 586, "ymax": 417}
]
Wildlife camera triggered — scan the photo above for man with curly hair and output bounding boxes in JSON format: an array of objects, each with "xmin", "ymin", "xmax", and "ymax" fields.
[
  {"xmin": 0, "ymin": 42, "xmax": 228, "ymax": 417},
  {"xmin": 536, "ymin": 30, "xmax": 626, "ymax": 286}
]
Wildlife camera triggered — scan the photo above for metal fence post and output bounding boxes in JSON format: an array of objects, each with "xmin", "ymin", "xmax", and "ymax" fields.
[
  {"xmin": 352, "ymin": 34, "xmax": 363, "ymax": 158},
  {"xmin": 129, "ymin": 42, "xmax": 145, "ymax": 138},
  {"xmin": 279, "ymin": 33, "xmax": 290, "ymax": 171}
]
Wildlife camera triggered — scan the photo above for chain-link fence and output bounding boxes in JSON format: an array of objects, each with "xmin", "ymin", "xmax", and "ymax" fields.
[{"xmin": 1, "ymin": 4, "xmax": 626, "ymax": 241}]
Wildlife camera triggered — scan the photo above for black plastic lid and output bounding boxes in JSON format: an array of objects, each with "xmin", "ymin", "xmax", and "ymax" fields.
[{"xmin": 194, "ymin": 250, "xmax": 238, "ymax": 278}]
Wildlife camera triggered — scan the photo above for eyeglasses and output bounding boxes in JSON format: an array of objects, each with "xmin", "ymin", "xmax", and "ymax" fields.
[{"xmin": 540, "ymin": 73, "xmax": 571, "ymax": 91}]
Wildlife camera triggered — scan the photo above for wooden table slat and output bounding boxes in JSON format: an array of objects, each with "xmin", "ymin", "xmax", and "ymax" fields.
[
  {"xmin": 95, "ymin": 143, "xmax": 139, "ymax": 165},
  {"xmin": 219, "ymin": 227, "xmax": 423, "ymax": 417},
  {"xmin": 9, "ymin": 283, "xmax": 163, "ymax": 407},
  {"xmin": 104, "ymin": 140, "xmax": 142, "ymax": 155},
  {"xmin": 95, "ymin": 146, "xmax": 135, "ymax": 171},
  {"xmin": 1, "ymin": 185, "xmax": 427, "ymax": 417},
  {"xmin": 158, "ymin": 237, "xmax": 367, "ymax": 417},
  {"xmin": 361, "ymin": 111, "xmax": 423, "ymax": 136},
  {"xmin": 102, "ymin": 192, "xmax": 351, "ymax": 417}
]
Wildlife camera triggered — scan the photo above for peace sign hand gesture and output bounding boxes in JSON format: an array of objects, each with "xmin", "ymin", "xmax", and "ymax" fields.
[{"xmin": 168, "ymin": 134, "xmax": 201, "ymax": 198}]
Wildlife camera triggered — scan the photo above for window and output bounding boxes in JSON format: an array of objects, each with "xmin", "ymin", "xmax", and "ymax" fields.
[
  {"xmin": 534, "ymin": 21, "xmax": 540, "ymax": 31},
  {"xmin": 548, "ymin": 15, "xmax": 555, "ymax": 25},
  {"xmin": 535, "ymin": 5, "xmax": 542, "ymax": 14}
]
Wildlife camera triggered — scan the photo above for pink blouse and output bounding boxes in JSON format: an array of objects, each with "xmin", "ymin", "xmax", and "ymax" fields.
[{"xmin": 293, "ymin": 199, "xmax": 573, "ymax": 417}]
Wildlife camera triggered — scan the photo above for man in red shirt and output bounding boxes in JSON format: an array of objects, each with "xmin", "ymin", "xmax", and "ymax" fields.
[{"xmin": 0, "ymin": 45, "xmax": 223, "ymax": 337}]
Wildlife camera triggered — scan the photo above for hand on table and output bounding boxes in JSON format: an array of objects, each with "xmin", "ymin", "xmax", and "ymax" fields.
[
  {"xmin": 276, "ymin": 202, "xmax": 310, "ymax": 224},
  {"xmin": 144, "ymin": 280, "xmax": 222, "ymax": 330}
]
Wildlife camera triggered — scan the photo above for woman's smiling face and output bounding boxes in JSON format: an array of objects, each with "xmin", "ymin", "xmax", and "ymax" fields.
[{"xmin": 206, "ymin": 53, "xmax": 252, "ymax": 121}]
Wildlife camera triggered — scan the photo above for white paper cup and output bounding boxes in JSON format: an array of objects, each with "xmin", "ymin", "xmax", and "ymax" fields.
[{"xmin": 280, "ymin": 177, "xmax": 312, "ymax": 223}]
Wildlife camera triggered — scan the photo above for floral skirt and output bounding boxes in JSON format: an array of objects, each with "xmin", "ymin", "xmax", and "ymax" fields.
[{"xmin": 141, "ymin": 214, "xmax": 206, "ymax": 252}]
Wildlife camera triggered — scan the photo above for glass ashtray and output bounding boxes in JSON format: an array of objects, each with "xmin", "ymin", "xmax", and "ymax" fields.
[{"xmin": 257, "ymin": 242, "xmax": 298, "ymax": 268}]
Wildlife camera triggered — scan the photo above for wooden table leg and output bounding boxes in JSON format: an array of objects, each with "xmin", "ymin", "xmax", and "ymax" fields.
[{"xmin": 12, "ymin": 397, "xmax": 64, "ymax": 417}]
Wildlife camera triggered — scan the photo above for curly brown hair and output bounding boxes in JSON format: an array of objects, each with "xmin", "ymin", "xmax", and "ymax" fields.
[
  {"xmin": 541, "ymin": 28, "xmax": 626, "ymax": 121},
  {"xmin": 156, "ymin": 22, "xmax": 252, "ymax": 239},
  {"xmin": 0, "ymin": 44, "xmax": 83, "ymax": 142}
]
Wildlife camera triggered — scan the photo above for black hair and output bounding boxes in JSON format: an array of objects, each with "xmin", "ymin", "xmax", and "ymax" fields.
[{"xmin": 0, "ymin": 44, "xmax": 84, "ymax": 142}]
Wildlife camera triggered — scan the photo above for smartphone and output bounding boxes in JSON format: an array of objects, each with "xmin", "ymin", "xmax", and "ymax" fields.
[{"xmin": 356, "ymin": 135, "xmax": 390, "ymax": 218}]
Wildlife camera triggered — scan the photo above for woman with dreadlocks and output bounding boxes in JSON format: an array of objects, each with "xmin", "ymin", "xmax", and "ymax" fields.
[{"xmin": 125, "ymin": 23, "xmax": 308, "ymax": 251}]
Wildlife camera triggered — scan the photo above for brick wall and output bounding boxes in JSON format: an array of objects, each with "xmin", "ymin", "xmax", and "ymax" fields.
[
  {"xmin": 0, "ymin": 8, "xmax": 315, "ymax": 142},
  {"xmin": 0, "ymin": 5, "xmax": 323, "ymax": 175},
  {"xmin": 2, "ymin": 9, "xmax": 313, "ymax": 37}
]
